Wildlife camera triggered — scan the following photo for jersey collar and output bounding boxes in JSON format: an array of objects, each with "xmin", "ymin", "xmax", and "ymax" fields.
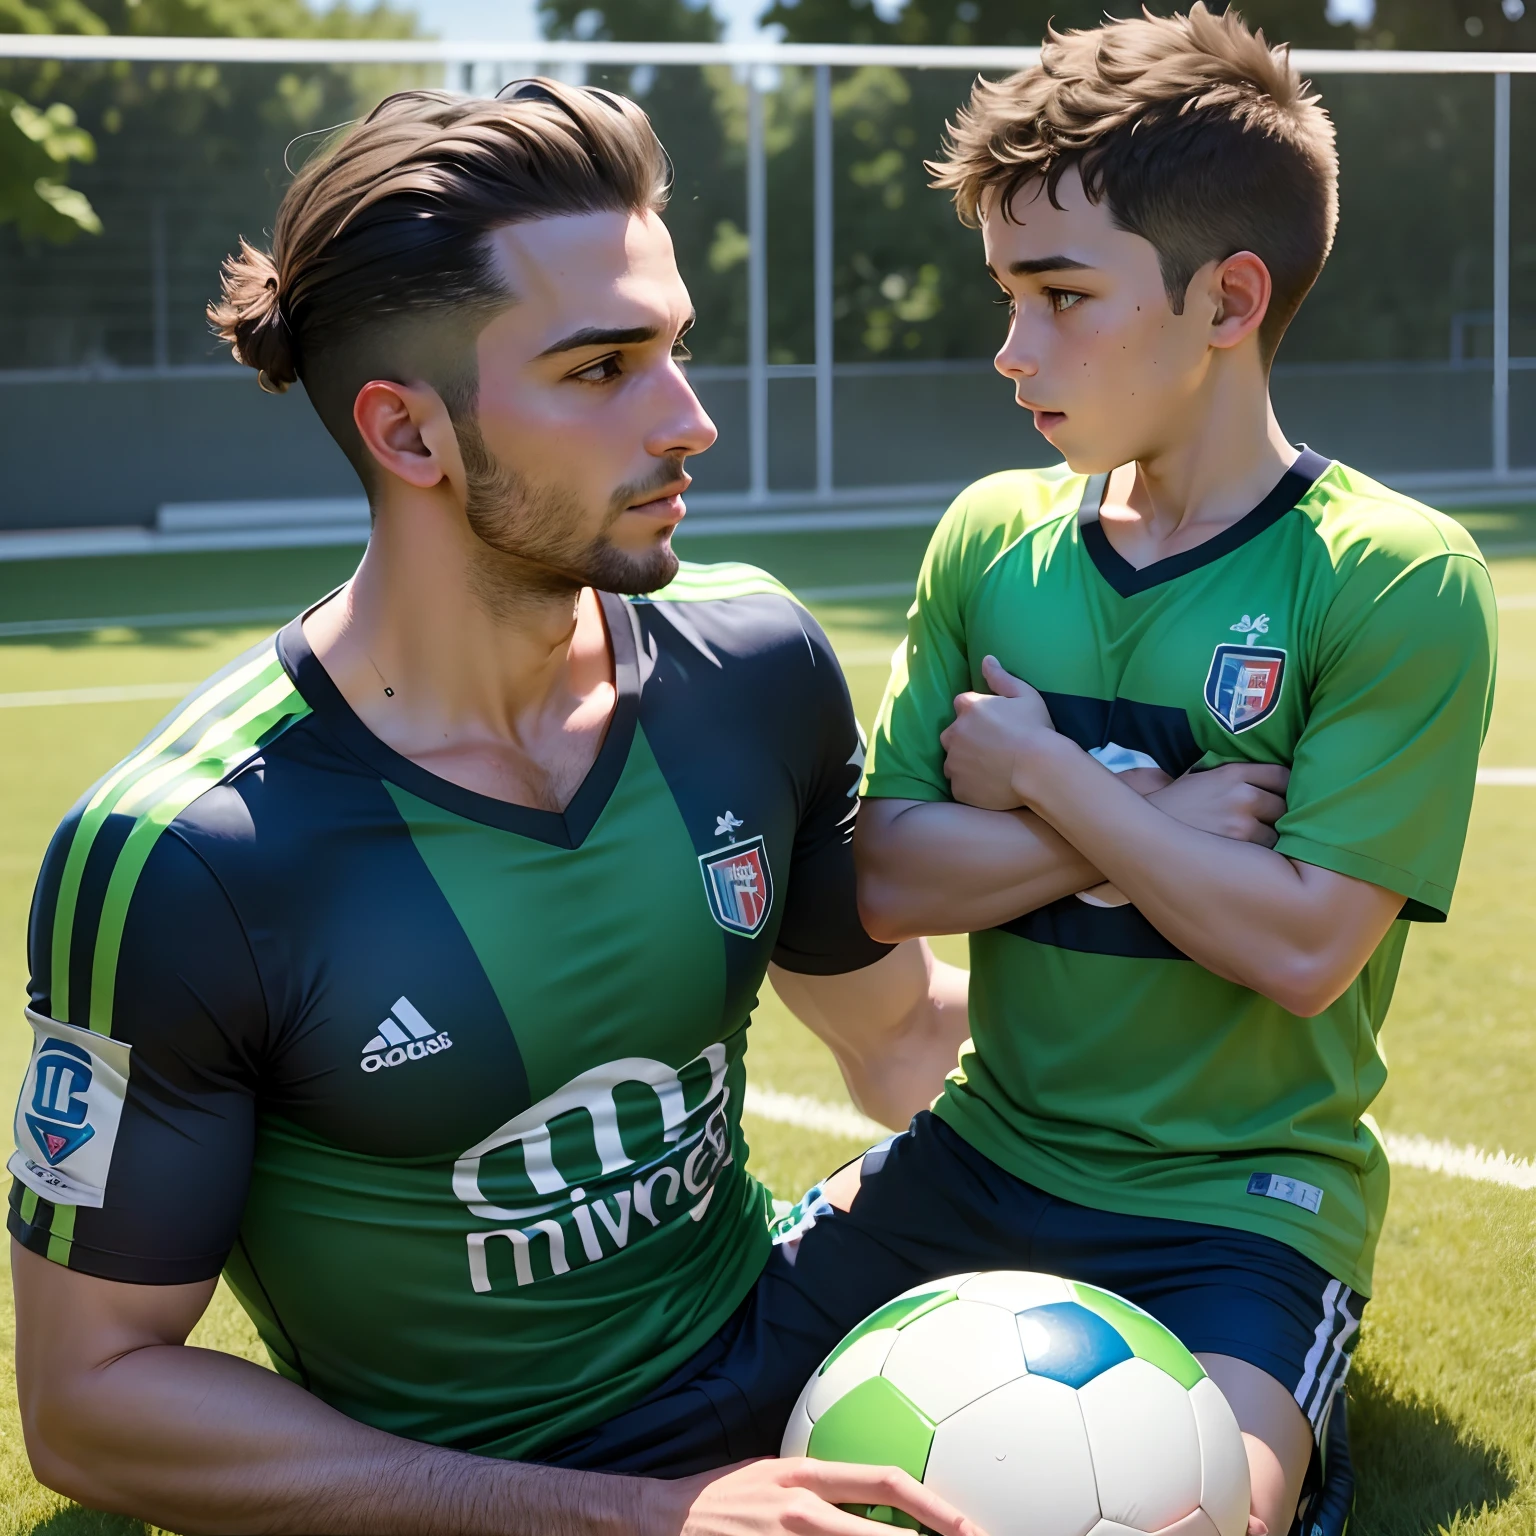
[
  {"xmin": 276, "ymin": 588, "xmax": 641, "ymax": 850},
  {"xmin": 1078, "ymin": 446, "xmax": 1332, "ymax": 598}
]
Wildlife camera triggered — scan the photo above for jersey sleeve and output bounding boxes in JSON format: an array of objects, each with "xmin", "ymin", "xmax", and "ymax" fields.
[
  {"xmin": 770, "ymin": 609, "xmax": 896, "ymax": 975},
  {"xmin": 9, "ymin": 820, "xmax": 265, "ymax": 1283},
  {"xmin": 861, "ymin": 493, "xmax": 983, "ymax": 804},
  {"xmin": 1273, "ymin": 549, "xmax": 1497, "ymax": 920}
]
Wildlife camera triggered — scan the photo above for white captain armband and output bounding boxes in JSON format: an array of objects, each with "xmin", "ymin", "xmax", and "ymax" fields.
[{"xmin": 9, "ymin": 1008, "xmax": 132, "ymax": 1209}]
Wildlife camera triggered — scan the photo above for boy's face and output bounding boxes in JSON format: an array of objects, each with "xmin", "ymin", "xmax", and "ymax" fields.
[
  {"xmin": 981, "ymin": 168, "xmax": 1221, "ymax": 474},
  {"xmin": 464, "ymin": 208, "xmax": 716, "ymax": 594}
]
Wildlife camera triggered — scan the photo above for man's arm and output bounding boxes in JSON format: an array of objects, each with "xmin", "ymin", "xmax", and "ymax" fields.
[
  {"xmin": 769, "ymin": 939, "xmax": 969, "ymax": 1129},
  {"xmin": 854, "ymin": 764, "xmax": 1291, "ymax": 944},
  {"xmin": 939, "ymin": 658, "xmax": 1403, "ymax": 1016},
  {"xmin": 13, "ymin": 1241, "xmax": 983, "ymax": 1536}
]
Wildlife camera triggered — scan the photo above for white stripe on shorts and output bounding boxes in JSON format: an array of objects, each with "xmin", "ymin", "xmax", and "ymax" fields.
[
  {"xmin": 1292, "ymin": 1278, "xmax": 1341, "ymax": 1414},
  {"xmin": 1304, "ymin": 1289, "xmax": 1360, "ymax": 1429},
  {"xmin": 1293, "ymin": 1279, "xmax": 1359, "ymax": 1430}
]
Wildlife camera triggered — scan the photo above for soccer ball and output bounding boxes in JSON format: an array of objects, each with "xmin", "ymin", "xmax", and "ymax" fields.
[{"xmin": 781, "ymin": 1271, "xmax": 1250, "ymax": 1536}]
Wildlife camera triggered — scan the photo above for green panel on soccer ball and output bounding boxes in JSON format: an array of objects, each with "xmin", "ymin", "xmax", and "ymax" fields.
[
  {"xmin": 821, "ymin": 1286, "xmax": 958, "ymax": 1372},
  {"xmin": 806, "ymin": 1374, "xmax": 935, "ymax": 1482},
  {"xmin": 1070, "ymin": 1282, "xmax": 1206, "ymax": 1389}
]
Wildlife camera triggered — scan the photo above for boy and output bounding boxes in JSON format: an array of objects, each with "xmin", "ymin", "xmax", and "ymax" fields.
[{"xmin": 782, "ymin": 8, "xmax": 1495, "ymax": 1535}]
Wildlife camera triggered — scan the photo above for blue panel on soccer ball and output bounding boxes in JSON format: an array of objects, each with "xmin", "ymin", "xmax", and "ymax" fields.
[{"xmin": 1018, "ymin": 1301, "xmax": 1133, "ymax": 1388}]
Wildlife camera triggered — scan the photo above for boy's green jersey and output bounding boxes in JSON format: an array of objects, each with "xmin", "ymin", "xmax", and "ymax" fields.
[{"xmin": 863, "ymin": 450, "xmax": 1496, "ymax": 1293}]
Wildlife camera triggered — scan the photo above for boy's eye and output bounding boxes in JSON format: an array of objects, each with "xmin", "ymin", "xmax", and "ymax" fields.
[
  {"xmin": 671, "ymin": 341, "xmax": 693, "ymax": 362},
  {"xmin": 1047, "ymin": 290, "xmax": 1085, "ymax": 314}
]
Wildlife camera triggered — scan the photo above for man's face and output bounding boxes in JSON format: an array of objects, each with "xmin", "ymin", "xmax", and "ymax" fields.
[
  {"xmin": 463, "ymin": 208, "xmax": 716, "ymax": 596},
  {"xmin": 982, "ymin": 169, "xmax": 1219, "ymax": 474}
]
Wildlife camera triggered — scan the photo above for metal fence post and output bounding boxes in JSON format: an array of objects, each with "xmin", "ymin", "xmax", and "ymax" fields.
[
  {"xmin": 813, "ymin": 62, "xmax": 834, "ymax": 497},
  {"xmin": 150, "ymin": 199, "xmax": 169, "ymax": 371},
  {"xmin": 1493, "ymin": 71, "xmax": 1511, "ymax": 480},
  {"xmin": 747, "ymin": 74, "xmax": 769, "ymax": 503}
]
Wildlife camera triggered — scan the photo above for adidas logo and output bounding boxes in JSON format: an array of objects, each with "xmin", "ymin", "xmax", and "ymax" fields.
[{"xmin": 360, "ymin": 996, "xmax": 453, "ymax": 1074}]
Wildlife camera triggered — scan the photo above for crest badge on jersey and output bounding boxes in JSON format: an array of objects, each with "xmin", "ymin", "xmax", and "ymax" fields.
[
  {"xmin": 1204, "ymin": 642, "xmax": 1287, "ymax": 734},
  {"xmin": 699, "ymin": 835, "xmax": 774, "ymax": 938}
]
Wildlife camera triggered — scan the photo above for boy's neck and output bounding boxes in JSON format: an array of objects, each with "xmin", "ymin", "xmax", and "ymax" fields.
[{"xmin": 1099, "ymin": 373, "xmax": 1297, "ymax": 572}]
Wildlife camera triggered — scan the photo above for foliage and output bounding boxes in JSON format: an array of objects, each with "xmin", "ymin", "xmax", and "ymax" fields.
[{"xmin": 0, "ymin": 0, "xmax": 424, "ymax": 365}]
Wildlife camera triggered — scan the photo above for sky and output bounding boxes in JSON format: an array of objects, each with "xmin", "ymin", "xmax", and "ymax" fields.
[{"xmin": 409, "ymin": 0, "xmax": 773, "ymax": 44}]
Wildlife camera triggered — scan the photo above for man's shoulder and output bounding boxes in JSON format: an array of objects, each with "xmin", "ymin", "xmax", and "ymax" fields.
[
  {"xmin": 36, "ymin": 634, "xmax": 314, "ymax": 968},
  {"xmin": 1299, "ymin": 459, "xmax": 1488, "ymax": 577},
  {"xmin": 629, "ymin": 561, "xmax": 829, "ymax": 668}
]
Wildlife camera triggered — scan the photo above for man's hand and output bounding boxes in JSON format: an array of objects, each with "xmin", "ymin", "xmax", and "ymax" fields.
[
  {"xmin": 938, "ymin": 655, "xmax": 1056, "ymax": 811},
  {"xmin": 656, "ymin": 1457, "xmax": 986, "ymax": 1536}
]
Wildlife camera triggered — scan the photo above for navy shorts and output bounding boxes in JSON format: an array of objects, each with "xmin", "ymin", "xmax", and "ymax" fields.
[{"xmin": 546, "ymin": 1112, "xmax": 1365, "ymax": 1477}]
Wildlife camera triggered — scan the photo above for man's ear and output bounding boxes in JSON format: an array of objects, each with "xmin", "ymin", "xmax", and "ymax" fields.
[
  {"xmin": 352, "ymin": 379, "xmax": 467, "ymax": 500},
  {"xmin": 1205, "ymin": 250, "xmax": 1272, "ymax": 352}
]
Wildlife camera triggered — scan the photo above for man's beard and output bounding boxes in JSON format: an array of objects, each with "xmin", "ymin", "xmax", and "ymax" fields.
[{"xmin": 456, "ymin": 420, "xmax": 681, "ymax": 615}]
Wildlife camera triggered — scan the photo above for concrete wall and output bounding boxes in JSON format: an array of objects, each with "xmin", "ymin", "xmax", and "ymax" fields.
[{"xmin": 1, "ymin": 362, "xmax": 1530, "ymax": 534}]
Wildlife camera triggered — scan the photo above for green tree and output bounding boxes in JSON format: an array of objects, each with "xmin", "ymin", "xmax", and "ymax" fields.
[{"xmin": 0, "ymin": 0, "xmax": 424, "ymax": 364}]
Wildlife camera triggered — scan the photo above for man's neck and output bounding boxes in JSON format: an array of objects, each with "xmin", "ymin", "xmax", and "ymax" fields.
[
  {"xmin": 1099, "ymin": 364, "xmax": 1297, "ymax": 572},
  {"xmin": 302, "ymin": 495, "xmax": 617, "ymax": 812}
]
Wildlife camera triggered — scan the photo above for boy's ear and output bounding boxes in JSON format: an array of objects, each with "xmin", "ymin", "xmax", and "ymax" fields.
[{"xmin": 1205, "ymin": 250, "xmax": 1272, "ymax": 352}]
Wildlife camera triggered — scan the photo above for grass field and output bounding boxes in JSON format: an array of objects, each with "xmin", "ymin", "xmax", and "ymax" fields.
[{"xmin": 0, "ymin": 511, "xmax": 1533, "ymax": 1535}]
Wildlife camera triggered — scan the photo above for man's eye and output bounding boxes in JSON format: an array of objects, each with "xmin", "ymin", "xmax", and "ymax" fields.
[
  {"xmin": 1047, "ymin": 290, "xmax": 1085, "ymax": 314},
  {"xmin": 671, "ymin": 341, "xmax": 693, "ymax": 362},
  {"xmin": 572, "ymin": 354, "xmax": 622, "ymax": 383},
  {"xmin": 992, "ymin": 295, "xmax": 1016, "ymax": 313}
]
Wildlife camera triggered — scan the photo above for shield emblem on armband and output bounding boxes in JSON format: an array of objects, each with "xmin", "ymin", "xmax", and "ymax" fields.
[
  {"xmin": 699, "ymin": 837, "xmax": 774, "ymax": 938},
  {"xmin": 1204, "ymin": 644, "xmax": 1287, "ymax": 734}
]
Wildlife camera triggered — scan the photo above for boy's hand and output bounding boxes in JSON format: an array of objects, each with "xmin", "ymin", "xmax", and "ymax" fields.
[
  {"xmin": 940, "ymin": 655, "xmax": 1059, "ymax": 810},
  {"xmin": 1148, "ymin": 762, "xmax": 1290, "ymax": 847},
  {"xmin": 1080, "ymin": 762, "xmax": 1291, "ymax": 905}
]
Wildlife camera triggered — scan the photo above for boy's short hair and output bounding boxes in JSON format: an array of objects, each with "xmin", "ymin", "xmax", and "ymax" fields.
[
  {"xmin": 208, "ymin": 80, "xmax": 669, "ymax": 478},
  {"xmin": 930, "ymin": 3, "xmax": 1338, "ymax": 360}
]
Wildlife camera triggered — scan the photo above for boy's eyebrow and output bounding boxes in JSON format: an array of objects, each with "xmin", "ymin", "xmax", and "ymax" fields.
[{"xmin": 1009, "ymin": 256, "xmax": 1093, "ymax": 277}]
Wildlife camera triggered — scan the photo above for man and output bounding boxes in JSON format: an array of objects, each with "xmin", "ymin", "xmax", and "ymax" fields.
[
  {"xmin": 770, "ymin": 9, "xmax": 1495, "ymax": 1536},
  {"xmin": 9, "ymin": 80, "xmax": 987, "ymax": 1536}
]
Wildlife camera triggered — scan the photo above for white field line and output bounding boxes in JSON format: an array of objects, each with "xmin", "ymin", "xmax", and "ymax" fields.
[
  {"xmin": 1381, "ymin": 1133, "xmax": 1536, "ymax": 1191},
  {"xmin": 1475, "ymin": 767, "xmax": 1536, "ymax": 785},
  {"xmin": 0, "ymin": 682, "xmax": 192, "ymax": 709},
  {"xmin": 743, "ymin": 1086, "xmax": 887, "ymax": 1142},
  {"xmin": 1496, "ymin": 592, "xmax": 1536, "ymax": 610},
  {"xmin": 743, "ymin": 1087, "xmax": 1536, "ymax": 1191}
]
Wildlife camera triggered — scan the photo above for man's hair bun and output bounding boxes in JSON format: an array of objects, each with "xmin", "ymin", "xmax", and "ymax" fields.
[{"xmin": 208, "ymin": 238, "xmax": 299, "ymax": 393}]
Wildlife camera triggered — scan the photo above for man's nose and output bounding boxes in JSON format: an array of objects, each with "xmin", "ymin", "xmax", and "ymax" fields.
[{"xmin": 650, "ymin": 366, "xmax": 718, "ymax": 460}]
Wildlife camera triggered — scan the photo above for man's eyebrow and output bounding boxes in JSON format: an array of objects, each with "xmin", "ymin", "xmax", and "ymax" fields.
[
  {"xmin": 1008, "ymin": 256, "xmax": 1093, "ymax": 277},
  {"xmin": 536, "ymin": 325, "xmax": 658, "ymax": 359}
]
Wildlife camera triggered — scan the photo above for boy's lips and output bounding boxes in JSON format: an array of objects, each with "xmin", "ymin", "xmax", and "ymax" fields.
[{"xmin": 1031, "ymin": 409, "xmax": 1067, "ymax": 434}]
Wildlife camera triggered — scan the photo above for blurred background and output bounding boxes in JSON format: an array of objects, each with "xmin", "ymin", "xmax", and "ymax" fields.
[{"xmin": 1, "ymin": 0, "xmax": 1533, "ymax": 549}]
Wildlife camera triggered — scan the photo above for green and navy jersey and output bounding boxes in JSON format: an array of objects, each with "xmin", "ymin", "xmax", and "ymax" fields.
[
  {"xmin": 863, "ymin": 450, "xmax": 1497, "ymax": 1295},
  {"xmin": 8, "ymin": 563, "xmax": 890, "ymax": 1460}
]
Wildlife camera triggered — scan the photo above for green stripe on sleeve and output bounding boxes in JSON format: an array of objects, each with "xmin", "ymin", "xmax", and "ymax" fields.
[
  {"xmin": 45, "ymin": 1203, "xmax": 75, "ymax": 1266},
  {"xmin": 19, "ymin": 1187, "xmax": 38, "ymax": 1225},
  {"xmin": 644, "ymin": 561, "xmax": 798, "ymax": 605},
  {"xmin": 49, "ymin": 649, "xmax": 283, "ymax": 1021},
  {"xmin": 88, "ymin": 682, "xmax": 310, "ymax": 1034}
]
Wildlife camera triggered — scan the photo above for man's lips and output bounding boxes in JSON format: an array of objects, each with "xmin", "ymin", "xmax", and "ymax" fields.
[{"xmin": 623, "ymin": 484, "xmax": 689, "ymax": 525}]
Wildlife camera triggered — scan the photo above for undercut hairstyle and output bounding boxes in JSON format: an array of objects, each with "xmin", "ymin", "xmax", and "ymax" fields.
[
  {"xmin": 930, "ymin": 4, "xmax": 1338, "ymax": 361},
  {"xmin": 209, "ymin": 81, "xmax": 670, "ymax": 482}
]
